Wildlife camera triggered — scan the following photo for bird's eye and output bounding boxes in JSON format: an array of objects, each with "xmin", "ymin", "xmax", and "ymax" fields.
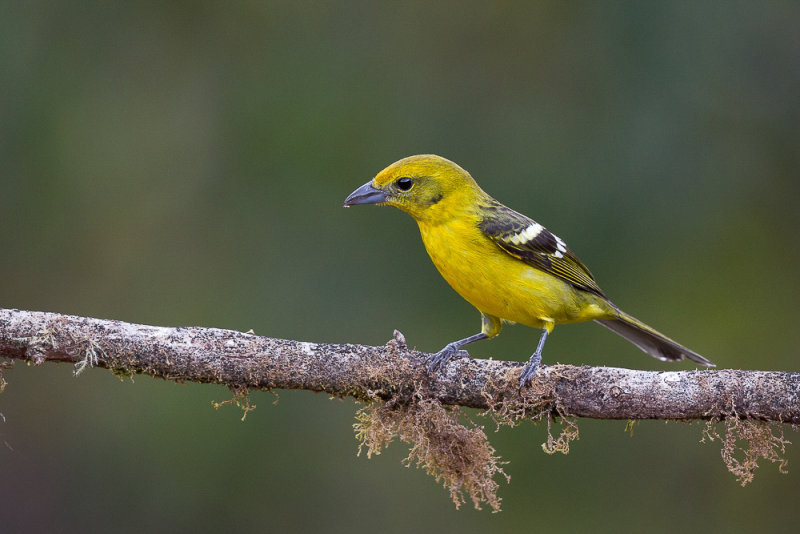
[{"xmin": 395, "ymin": 177, "xmax": 414, "ymax": 191}]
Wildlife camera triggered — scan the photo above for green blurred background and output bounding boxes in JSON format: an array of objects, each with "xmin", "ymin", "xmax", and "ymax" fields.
[{"xmin": 2, "ymin": 1, "xmax": 799, "ymax": 532}]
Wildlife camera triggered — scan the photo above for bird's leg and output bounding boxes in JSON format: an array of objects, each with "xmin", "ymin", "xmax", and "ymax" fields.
[
  {"xmin": 426, "ymin": 332, "xmax": 488, "ymax": 375},
  {"xmin": 426, "ymin": 314, "xmax": 502, "ymax": 376},
  {"xmin": 519, "ymin": 328, "xmax": 549, "ymax": 387}
]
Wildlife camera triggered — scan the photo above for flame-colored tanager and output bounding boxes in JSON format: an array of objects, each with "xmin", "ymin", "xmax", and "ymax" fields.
[{"xmin": 344, "ymin": 154, "xmax": 714, "ymax": 386}]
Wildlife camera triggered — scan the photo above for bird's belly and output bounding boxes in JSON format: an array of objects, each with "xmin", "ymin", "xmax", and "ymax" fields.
[{"xmin": 420, "ymin": 223, "xmax": 608, "ymax": 327}]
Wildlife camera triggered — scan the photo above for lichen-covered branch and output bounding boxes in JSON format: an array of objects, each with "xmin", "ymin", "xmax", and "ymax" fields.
[
  {"xmin": 1, "ymin": 308, "xmax": 797, "ymax": 423},
  {"xmin": 0, "ymin": 307, "xmax": 796, "ymax": 511}
]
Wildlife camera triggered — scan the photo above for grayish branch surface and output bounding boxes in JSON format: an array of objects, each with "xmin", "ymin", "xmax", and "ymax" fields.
[{"xmin": 1, "ymin": 308, "xmax": 797, "ymax": 423}]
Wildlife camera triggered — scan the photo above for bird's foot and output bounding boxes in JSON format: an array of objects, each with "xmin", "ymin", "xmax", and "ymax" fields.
[
  {"xmin": 518, "ymin": 351, "xmax": 543, "ymax": 388},
  {"xmin": 426, "ymin": 342, "xmax": 470, "ymax": 375}
]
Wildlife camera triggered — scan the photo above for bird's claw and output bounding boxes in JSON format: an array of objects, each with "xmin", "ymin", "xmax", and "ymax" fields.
[
  {"xmin": 426, "ymin": 343, "xmax": 470, "ymax": 375},
  {"xmin": 518, "ymin": 352, "xmax": 543, "ymax": 388}
]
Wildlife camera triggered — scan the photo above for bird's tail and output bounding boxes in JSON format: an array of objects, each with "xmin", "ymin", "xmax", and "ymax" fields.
[{"xmin": 595, "ymin": 310, "xmax": 714, "ymax": 367}]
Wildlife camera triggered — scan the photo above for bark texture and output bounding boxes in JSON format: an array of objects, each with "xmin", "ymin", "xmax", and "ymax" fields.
[{"xmin": 0, "ymin": 308, "xmax": 797, "ymax": 423}]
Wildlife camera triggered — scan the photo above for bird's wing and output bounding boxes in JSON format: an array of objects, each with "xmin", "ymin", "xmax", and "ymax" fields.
[{"xmin": 478, "ymin": 201, "xmax": 606, "ymax": 297}]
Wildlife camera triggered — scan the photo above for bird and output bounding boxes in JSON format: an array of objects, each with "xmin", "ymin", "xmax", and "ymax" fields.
[{"xmin": 344, "ymin": 154, "xmax": 714, "ymax": 386}]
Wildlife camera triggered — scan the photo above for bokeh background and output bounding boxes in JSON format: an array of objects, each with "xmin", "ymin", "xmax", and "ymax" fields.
[{"xmin": 2, "ymin": 2, "xmax": 799, "ymax": 532}]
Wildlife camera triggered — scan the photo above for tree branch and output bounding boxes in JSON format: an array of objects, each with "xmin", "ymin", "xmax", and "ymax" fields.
[
  {"xmin": 2, "ymin": 307, "xmax": 796, "ymax": 510},
  {"xmin": 1, "ymin": 308, "xmax": 797, "ymax": 423}
]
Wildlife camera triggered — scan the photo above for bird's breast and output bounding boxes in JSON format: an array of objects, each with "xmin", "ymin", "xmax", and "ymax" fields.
[{"xmin": 417, "ymin": 220, "xmax": 609, "ymax": 326}]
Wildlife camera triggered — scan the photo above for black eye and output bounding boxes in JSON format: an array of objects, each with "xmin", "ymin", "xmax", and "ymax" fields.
[{"xmin": 395, "ymin": 177, "xmax": 414, "ymax": 191}]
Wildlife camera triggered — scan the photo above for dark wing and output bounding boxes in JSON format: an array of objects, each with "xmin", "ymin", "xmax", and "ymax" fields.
[{"xmin": 478, "ymin": 200, "xmax": 606, "ymax": 298}]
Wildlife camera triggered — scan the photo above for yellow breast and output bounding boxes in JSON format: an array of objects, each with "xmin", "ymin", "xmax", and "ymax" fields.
[{"xmin": 417, "ymin": 219, "xmax": 610, "ymax": 328}]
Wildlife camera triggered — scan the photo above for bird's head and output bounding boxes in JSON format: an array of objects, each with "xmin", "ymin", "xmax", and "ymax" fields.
[{"xmin": 344, "ymin": 154, "xmax": 485, "ymax": 223}]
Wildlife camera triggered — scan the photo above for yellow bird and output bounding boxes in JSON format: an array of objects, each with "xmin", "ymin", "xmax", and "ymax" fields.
[{"xmin": 344, "ymin": 154, "xmax": 714, "ymax": 386}]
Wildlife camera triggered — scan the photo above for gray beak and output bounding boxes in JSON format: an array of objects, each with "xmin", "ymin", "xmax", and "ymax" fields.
[{"xmin": 343, "ymin": 181, "xmax": 388, "ymax": 207}]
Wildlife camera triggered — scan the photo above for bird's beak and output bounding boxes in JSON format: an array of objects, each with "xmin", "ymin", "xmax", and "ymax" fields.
[{"xmin": 343, "ymin": 181, "xmax": 387, "ymax": 207}]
